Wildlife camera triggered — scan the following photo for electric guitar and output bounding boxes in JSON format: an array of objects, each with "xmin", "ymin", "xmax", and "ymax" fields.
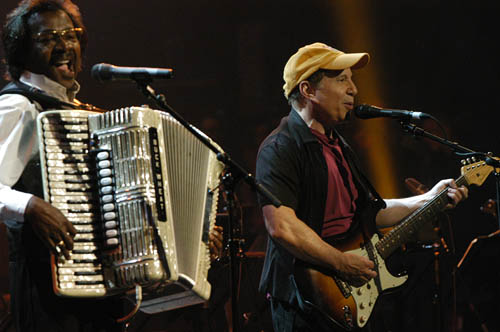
[{"xmin": 294, "ymin": 158, "xmax": 498, "ymax": 331}]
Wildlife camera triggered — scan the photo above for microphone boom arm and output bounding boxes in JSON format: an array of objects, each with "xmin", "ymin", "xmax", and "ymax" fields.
[{"xmin": 400, "ymin": 121, "xmax": 476, "ymax": 154}]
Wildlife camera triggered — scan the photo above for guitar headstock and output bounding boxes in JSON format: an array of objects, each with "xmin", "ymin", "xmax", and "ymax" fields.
[{"xmin": 461, "ymin": 156, "xmax": 499, "ymax": 186}]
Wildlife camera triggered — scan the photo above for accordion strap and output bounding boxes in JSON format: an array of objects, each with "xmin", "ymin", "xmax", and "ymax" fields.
[{"xmin": 0, "ymin": 81, "xmax": 107, "ymax": 112}]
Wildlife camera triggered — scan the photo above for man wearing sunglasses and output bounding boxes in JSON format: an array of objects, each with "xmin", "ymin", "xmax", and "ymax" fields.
[{"xmin": 0, "ymin": 1, "xmax": 122, "ymax": 331}]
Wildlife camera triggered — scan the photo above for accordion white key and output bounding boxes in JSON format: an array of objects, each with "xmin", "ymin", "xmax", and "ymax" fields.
[{"xmin": 37, "ymin": 106, "xmax": 224, "ymax": 313}]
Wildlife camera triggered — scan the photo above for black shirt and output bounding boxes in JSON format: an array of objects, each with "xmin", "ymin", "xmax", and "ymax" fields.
[{"xmin": 255, "ymin": 108, "xmax": 385, "ymax": 304}]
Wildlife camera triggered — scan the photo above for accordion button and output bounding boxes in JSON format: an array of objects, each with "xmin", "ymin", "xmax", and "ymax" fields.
[
  {"xmin": 102, "ymin": 194, "xmax": 113, "ymax": 203},
  {"xmin": 98, "ymin": 160, "xmax": 111, "ymax": 168},
  {"xmin": 106, "ymin": 229, "xmax": 118, "ymax": 237},
  {"xmin": 99, "ymin": 169, "xmax": 112, "ymax": 177},
  {"xmin": 105, "ymin": 221, "xmax": 117, "ymax": 228},
  {"xmin": 104, "ymin": 212, "xmax": 116, "ymax": 220},
  {"xmin": 101, "ymin": 186, "xmax": 113, "ymax": 195},
  {"xmin": 100, "ymin": 177, "xmax": 112, "ymax": 186},
  {"xmin": 97, "ymin": 151, "xmax": 109, "ymax": 160},
  {"xmin": 106, "ymin": 238, "xmax": 119, "ymax": 246},
  {"xmin": 103, "ymin": 203, "xmax": 115, "ymax": 212}
]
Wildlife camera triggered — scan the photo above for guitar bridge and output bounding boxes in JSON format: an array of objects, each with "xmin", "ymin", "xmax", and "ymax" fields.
[{"xmin": 333, "ymin": 275, "xmax": 352, "ymax": 298}]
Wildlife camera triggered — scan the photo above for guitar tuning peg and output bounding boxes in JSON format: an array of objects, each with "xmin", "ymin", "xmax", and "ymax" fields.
[
  {"xmin": 466, "ymin": 158, "xmax": 471, "ymax": 164},
  {"xmin": 461, "ymin": 160, "xmax": 467, "ymax": 165},
  {"xmin": 472, "ymin": 156, "xmax": 477, "ymax": 162}
]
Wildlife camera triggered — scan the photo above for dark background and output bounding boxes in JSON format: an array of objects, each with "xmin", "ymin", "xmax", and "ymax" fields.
[{"xmin": 1, "ymin": 1, "xmax": 499, "ymax": 331}]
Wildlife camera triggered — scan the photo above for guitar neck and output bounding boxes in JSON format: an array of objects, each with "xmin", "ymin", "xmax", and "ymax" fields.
[{"xmin": 376, "ymin": 175, "xmax": 468, "ymax": 259}]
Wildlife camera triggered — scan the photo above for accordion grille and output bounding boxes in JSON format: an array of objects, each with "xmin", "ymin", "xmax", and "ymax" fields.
[{"xmin": 160, "ymin": 114, "xmax": 211, "ymax": 281}]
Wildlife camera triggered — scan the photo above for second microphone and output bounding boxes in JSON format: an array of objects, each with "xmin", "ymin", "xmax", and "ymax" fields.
[
  {"xmin": 91, "ymin": 63, "xmax": 174, "ymax": 82},
  {"xmin": 354, "ymin": 104, "xmax": 430, "ymax": 120}
]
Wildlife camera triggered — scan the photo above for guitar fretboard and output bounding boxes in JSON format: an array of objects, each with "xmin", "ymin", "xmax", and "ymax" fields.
[{"xmin": 375, "ymin": 175, "xmax": 468, "ymax": 259}]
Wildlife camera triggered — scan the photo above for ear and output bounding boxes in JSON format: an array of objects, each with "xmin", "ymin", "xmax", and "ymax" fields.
[{"xmin": 298, "ymin": 81, "xmax": 317, "ymax": 103}]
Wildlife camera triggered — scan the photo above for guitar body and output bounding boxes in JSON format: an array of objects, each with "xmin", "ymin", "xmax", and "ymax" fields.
[
  {"xmin": 294, "ymin": 229, "xmax": 407, "ymax": 331},
  {"xmin": 293, "ymin": 157, "xmax": 497, "ymax": 331}
]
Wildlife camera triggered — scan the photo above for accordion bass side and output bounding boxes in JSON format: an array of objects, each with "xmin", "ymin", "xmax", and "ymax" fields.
[{"xmin": 37, "ymin": 106, "xmax": 224, "ymax": 312}]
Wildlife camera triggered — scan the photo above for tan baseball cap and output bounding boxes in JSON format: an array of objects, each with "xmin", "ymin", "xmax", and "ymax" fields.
[{"xmin": 283, "ymin": 42, "xmax": 370, "ymax": 98}]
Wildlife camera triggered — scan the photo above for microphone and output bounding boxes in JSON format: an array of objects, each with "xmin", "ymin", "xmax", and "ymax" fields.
[
  {"xmin": 91, "ymin": 63, "xmax": 173, "ymax": 82},
  {"xmin": 353, "ymin": 104, "xmax": 431, "ymax": 120}
]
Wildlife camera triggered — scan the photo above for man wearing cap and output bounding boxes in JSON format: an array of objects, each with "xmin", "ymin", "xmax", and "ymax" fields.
[{"xmin": 255, "ymin": 42, "xmax": 468, "ymax": 331}]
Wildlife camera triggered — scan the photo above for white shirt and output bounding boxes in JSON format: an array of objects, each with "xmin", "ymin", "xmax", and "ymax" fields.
[{"xmin": 0, "ymin": 71, "xmax": 79, "ymax": 228}]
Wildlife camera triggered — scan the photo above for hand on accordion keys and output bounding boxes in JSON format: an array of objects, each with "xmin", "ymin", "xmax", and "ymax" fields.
[
  {"xmin": 209, "ymin": 225, "xmax": 224, "ymax": 262},
  {"xmin": 24, "ymin": 196, "xmax": 77, "ymax": 260}
]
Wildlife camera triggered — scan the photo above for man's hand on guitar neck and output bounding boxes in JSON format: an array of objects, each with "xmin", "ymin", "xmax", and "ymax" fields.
[
  {"xmin": 377, "ymin": 178, "xmax": 468, "ymax": 228},
  {"xmin": 426, "ymin": 179, "xmax": 468, "ymax": 209}
]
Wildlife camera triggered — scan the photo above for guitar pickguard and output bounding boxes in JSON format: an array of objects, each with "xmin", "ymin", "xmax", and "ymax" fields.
[{"xmin": 347, "ymin": 233, "xmax": 408, "ymax": 327}]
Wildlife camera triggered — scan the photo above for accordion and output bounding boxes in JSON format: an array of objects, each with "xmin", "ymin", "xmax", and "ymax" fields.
[{"xmin": 37, "ymin": 106, "xmax": 224, "ymax": 313}]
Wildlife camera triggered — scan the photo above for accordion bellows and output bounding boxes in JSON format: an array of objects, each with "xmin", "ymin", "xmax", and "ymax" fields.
[{"xmin": 37, "ymin": 106, "xmax": 224, "ymax": 312}]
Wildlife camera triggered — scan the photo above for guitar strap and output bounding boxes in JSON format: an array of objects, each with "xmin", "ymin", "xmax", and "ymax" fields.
[
  {"xmin": 334, "ymin": 129, "xmax": 386, "ymax": 237},
  {"xmin": 305, "ymin": 130, "xmax": 386, "ymax": 250},
  {"xmin": 334, "ymin": 128, "xmax": 385, "ymax": 209}
]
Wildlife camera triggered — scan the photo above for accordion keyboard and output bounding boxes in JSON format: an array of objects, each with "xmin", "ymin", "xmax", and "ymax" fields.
[{"xmin": 39, "ymin": 110, "xmax": 111, "ymax": 296}]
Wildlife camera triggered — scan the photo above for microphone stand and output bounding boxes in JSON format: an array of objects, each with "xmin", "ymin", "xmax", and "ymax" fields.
[
  {"xmin": 132, "ymin": 78, "xmax": 281, "ymax": 332},
  {"xmin": 400, "ymin": 120, "xmax": 500, "ymax": 332}
]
